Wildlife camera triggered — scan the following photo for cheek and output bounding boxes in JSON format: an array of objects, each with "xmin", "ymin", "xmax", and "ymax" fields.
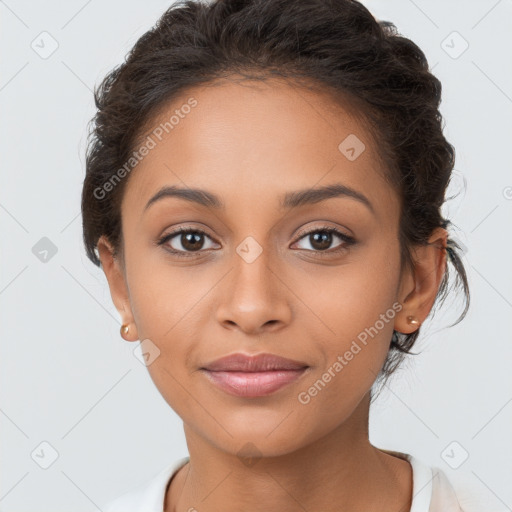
[
  {"xmin": 294, "ymin": 243, "xmax": 400, "ymax": 346},
  {"xmin": 126, "ymin": 246, "xmax": 208, "ymax": 338},
  {"xmin": 124, "ymin": 256, "xmax": 216, "ymax": 412},
  {"xmin": 294, "ymin": 241, "xmax": 401, "ymax": 397}
]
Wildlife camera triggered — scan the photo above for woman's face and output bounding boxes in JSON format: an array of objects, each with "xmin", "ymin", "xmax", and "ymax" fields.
[{"xmin": 99, "ymin": 77, "xmax": 429, "ymax": 457}]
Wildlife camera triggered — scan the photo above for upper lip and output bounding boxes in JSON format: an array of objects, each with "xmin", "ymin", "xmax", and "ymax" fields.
[{"xmin": 201, "ymin": 352, "xmax": 309, "ymax": 372}]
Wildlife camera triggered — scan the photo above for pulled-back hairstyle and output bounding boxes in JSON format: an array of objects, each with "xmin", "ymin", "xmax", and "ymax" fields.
[{"xmin": 81, "ymin": 0, "xmax": 470, "ymax": 395}]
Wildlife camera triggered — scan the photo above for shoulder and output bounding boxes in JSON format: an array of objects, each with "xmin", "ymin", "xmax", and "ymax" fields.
[
  {"xmin": 98, "ymin": 456, "xmax": 190, "ymax": 512},
  {"xmin": 379, "ymin": 448, "xmax": 465, "ymax": 512},
  {"xmin": 407, "ymin": 453, "xmax": 465, "ymax": 512},
  {"xmin": 429, "ymin": 465, "xmax": 465, "ymax": 512}
]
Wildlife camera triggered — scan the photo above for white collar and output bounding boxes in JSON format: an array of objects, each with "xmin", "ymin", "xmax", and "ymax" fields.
[{"xmin": 102, "ymin": 452, "xmax": 463, "ymax": 512}]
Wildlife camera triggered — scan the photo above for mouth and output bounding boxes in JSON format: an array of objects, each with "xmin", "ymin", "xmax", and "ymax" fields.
[
  {"xmin": 200, "ymin": 368, "xmax": 309, "ymax": 397},
  {"xmin": 200, "ymin": 352, "xmax": 310, "ymax": 398}
]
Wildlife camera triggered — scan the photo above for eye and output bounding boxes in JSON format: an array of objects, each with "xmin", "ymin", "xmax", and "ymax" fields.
[
  {"xmin": 292, "ymin": 225, "xmax": 356, "ymax": 254},
  {"xmin": 156, "ymin": 224, "xmax": 356, "ymax": 258},
  {"xmin": 157, "ymin": 228, "xmax": 219, "ymax": 257}
]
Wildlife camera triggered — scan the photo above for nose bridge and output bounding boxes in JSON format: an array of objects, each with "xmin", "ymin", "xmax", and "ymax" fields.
[
  {"xmin": 215, "ymin": 234, "xmax": 291, "ymax": 332},
  {"xmin": 234, "ymin": 235, "xmax": 274, "ymax": 300}
]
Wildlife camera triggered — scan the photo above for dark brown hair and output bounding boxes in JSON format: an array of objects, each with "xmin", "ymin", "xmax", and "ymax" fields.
[{"xmin": 81, "ymin": 0, "xmax": 470, "ymax": 394}]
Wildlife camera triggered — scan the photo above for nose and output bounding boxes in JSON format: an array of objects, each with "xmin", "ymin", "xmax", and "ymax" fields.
[{"xmin": 215, "ymin": 248, "xmax": 293, "ymax": 335}]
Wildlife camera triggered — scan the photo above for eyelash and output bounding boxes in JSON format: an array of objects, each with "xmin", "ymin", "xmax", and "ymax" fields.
[{"xmin": 156, "ymin": 225, "xmax": 356, "ymax": 259}]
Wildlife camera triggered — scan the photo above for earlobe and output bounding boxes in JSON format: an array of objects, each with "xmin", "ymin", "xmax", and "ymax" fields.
[
  {"xmin": 394, "ymin": 227, "xmax": 448, "ymax": 335},
  {"xmin": 97, "ymin": 235, "xmax": 139, "ymax": 342}
]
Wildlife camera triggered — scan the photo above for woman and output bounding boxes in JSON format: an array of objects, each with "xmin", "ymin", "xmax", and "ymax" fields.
[{"xmin": 82, "ymin": 0, "xmax": 470, "ymax": 510}]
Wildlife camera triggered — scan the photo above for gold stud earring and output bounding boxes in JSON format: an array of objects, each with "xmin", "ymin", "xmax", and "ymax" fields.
[
  {"xmin": 121, "ymin": 324, "xmax": 130, "ymax": 336},
  {"xmin": 407, "ymin": 315, "xmax": 420, "ymax": 327}
]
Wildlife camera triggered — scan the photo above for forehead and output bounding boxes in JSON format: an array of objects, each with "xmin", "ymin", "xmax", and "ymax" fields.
[{"xmin": 122, "ymin": 77, "xmax": 397, "ymax": 222}]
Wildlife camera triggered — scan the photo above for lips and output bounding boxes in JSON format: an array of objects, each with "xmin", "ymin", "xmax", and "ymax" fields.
[
  {"xmin": 200, "ymin": 352, "xmax": 310, "ymax": 398},
  {"xmin": 202, "ymin": 352, "xmax": 309, "ymax": 372}
]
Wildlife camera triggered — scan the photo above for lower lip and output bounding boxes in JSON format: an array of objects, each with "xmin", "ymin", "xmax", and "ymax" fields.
[{"xmin": 201, "ymin": 368, "xmax": 308, "ymax": 397}]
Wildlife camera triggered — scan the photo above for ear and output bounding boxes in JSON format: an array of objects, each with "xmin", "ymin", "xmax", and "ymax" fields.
[
  {"xmin": 394, "ymin": 227, "xmax": 448, "ymax": 334},
  {"xmin": 97, "ymin": 235, "xmax": 139, "ymax": 342}
]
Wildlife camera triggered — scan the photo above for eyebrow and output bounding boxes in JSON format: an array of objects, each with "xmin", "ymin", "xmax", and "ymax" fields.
[{"xmin": 144, "ymin": 183, "xmax": 375, "ymax": 215}]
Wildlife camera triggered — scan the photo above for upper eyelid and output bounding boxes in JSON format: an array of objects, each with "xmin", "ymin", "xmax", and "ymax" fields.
[{"xmin": 294, "ymin": 224, "xmax": 352, "ymax": 239}]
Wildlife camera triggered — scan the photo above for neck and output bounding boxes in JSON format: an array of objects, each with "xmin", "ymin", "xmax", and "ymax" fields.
[{"xmin": 165, "ymin": 392, "xmax": 412, "ymax": 512}]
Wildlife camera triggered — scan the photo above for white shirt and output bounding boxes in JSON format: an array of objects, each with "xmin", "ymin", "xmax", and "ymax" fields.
[{"xmin": 100, "ymin": 450, "xmax": 464, "ymax": 512}]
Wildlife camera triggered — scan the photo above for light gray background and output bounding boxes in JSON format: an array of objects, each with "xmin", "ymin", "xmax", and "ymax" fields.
[{"xmin": 1, "ymin": 1, "xmax": 511, "ymax": 511}]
